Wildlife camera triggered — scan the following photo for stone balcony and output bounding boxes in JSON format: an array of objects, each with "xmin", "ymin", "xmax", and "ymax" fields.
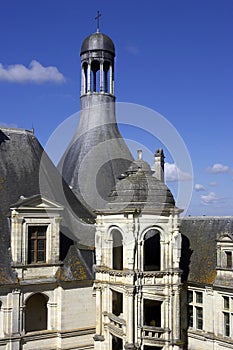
[
  {"xmin": 95, "ymin": 267, "xmax": 135, "ymax": 284},
  {"xmin": 141, "ymin": 325, "xmax": 169, "ymax": 346},
  {"xmin": 103, "ymin": 312, "xmax": 126, "ymax": 337}
]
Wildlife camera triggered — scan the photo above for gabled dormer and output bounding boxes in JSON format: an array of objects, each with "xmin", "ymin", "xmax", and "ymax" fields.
[
  {"xmin": 10, "ymin": 194, "xmax": 64, "ymax": 280},
  {"xmin": 216, "ymin": 232, "xmax": 233, "ymax": 269},
  {"xmin": 215, "ymin": 232, "xmax": 233, "ymax": 287}
]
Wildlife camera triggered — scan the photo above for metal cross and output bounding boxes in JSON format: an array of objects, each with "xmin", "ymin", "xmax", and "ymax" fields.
[{"xmin": 95, "ymin": 11, "xmax": 101, "ymax": 32}]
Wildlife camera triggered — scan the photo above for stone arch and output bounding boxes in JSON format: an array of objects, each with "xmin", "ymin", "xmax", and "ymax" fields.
[
  {"xmin": 25, "ymin": 293, "xmax": 48, "ymax": 333},
  {"xmin": 140, "ymin": 225, "xmax": 165, "ymax": 242},
  {"xmin": 143, "ymin": 228, "xmax": 161, "ymax": 271}
]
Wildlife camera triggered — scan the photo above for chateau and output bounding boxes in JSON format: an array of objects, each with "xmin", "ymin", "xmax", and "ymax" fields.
[{"xmin": 0, "ymin": 29, "xmax": 232, "ymax": 350}]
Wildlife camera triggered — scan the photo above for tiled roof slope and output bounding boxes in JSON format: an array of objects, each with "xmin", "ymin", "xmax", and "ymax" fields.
[
  {"xmin": 0, "ymin": 127, "xmax": 96, "ymax": 284},
  {"xmin": 180, "ymin": 217, "xmax": 233, "ymax": 285}
]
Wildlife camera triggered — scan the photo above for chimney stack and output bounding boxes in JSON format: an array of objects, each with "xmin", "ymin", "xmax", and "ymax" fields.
[{"xmin": 154, "ymin": 149, "xmax": 165, "ymax": 182}]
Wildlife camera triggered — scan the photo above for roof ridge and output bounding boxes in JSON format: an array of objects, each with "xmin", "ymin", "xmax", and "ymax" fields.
[{"xmin": 0, "ymin": 126, "xmax": 34, "ymax": 134}]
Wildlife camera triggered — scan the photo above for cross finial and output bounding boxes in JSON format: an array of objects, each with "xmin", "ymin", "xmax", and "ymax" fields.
[{"xmin": 95, "ymin": 10, "xmax": 101, "ymax": 33}]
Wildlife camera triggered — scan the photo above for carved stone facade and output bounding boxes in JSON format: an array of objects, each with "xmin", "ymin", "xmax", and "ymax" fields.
[{"xmin": 93, "ymin": 152, "xmax": 183, "ymax": 350}]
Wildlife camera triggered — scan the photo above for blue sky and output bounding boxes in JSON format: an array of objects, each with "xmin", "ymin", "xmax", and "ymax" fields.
[{"xmin": 0, "ymin": 0, "xmax": 233, "ymax": 216}]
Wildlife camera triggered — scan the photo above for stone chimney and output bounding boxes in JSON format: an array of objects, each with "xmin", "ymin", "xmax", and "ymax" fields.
[{"xmin": 154, "ymin": 149, "xmax": 165, "ymax": 182}]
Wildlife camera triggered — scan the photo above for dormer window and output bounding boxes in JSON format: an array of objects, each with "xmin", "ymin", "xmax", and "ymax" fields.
[
  {"xmin": 216, "ymin": 232, "xmax": 233, "ymax": 270},
  {"xmin": 10, "ymin": 195, "xmax": 63, "ymax": 280},
  {"xmin": 28, "ymin": 226, "xmax": 47, "ymax": 264},
  {"xmin": 226, "ymin": 251, "xmax": 232, "ymax": 268}
]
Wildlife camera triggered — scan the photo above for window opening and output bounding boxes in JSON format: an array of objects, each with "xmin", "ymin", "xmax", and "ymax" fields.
[
  {"xmin": 112, "ymin": 290, "xmax": 123, "ymax": 317},
  {"xmin": 82, "ymin": 62, "xmax": 88, "ymax": 93},
  {"xmin": 91, "ymin": 60, "xmax": 100, "ymax": 92},
  {"xmin": 112, "ymin": 230, "xmax": 123, "ymax": 270},
  {"xmin": 144, "ymin": 230, "xmax": 160, "ymax": 271},
  {"xmin": 196, "ymin": 307, "xmax": 203, "ymax": 330},
  {"xmin": 112, "ymin": 335, "xmax": 123, "ymax": 350},
  {"xmin": 25, "ymin": 293, "xmax": 48, "ymax": 332},
  {"xmin": 144, "ymin": 299, "xmax": 162, "ymax": 327},
  {"xmin": 28, "ymin": 226, "xmax": 47, "ymax": 264},
  {"xmin": 103, "ymin": 61, "xmax": 110, "ymax": 93},
  {"xmin": 223, "ymin": 296, "xmax": 232, "ymax": 337},
  {"xmin": 226, "ymin": 251, "xmax": 232, "ymax": 268},
  {"xmin": 187, "ymin": 290, "xmax": 203, "ymax": 330}
]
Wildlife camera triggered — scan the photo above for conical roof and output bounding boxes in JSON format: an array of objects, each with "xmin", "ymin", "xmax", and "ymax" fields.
[{"xmin": 58, "ymin": 113, "xmax": 133, "ymax": 210}]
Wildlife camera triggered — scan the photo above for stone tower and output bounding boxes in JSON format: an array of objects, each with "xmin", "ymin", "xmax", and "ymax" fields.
[
  {"xmin": 59, "ymin": 31, "xmax": 133, "ymax": 210},
  {"xmin": 94, "ymin": 151, "xmax": 183, "ymax": 350}
]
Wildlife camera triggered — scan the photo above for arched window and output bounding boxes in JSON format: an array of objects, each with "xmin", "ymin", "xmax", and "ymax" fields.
[
  {"xmin": 25, "ymin": 293, "xmax": 48, "ymax": 333},
  {"xmin": 112, "ymin": 229, "xmax": 123, "ymax": 270},
  {"xmin": 144, "ymin": 229, "xmax": 160, "ymax": 271}
]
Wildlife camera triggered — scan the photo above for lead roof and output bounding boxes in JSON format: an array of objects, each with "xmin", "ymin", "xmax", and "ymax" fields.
[{"xmin": 81, "ymin": 32, "xmax": 115, "ymax": 55}]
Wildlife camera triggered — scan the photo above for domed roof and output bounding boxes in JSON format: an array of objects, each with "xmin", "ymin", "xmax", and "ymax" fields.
[
  {"xmin": 81, "ymin": 32, "xmax": 115, "ymax": 55},
  {"xmin": 106, "ymin": 152, "xmax": 175, "ymax": 214}
]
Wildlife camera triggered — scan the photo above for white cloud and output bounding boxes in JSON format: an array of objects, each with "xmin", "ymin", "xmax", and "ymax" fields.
[
  {"xmin": 201, "ymin": 192, "xmax": 218, "ymax": 205},
  {"xmin": 209, "ymin": 181, "xmax": 218, "ymax": 187},
  {"xmin": 0, "ymin": 60, "xmax": 65, "ymax": 84},
  {"xmin": 206, "ymin": 163, "xmax": 229, "ymax": 174},
  {"xmin": 194, "ymin": 183, "xmax": 205, "ymax": 191},
  {"xmin": 165, "ymin": 162, "xmax": 192, "ymax": 182}
]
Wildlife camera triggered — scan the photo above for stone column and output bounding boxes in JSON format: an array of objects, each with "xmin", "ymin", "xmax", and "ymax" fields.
[
  {"xmin": 87, "ymin": 62, "xmax": 91, "ymax": 92},
  {"xmin": 125, "ymin": 289, "xmax": 136, "ymax": 349},
  {"xmin": 47, "ymin": 301, "xmax": 57, "ymax": 330},
  {"xmin": 12, "ymin": 290, "xmax": 21, "ymax": 335},
  {"xmin": 52, "ymin": 216, "xmax": 61, "ymax": 263},
  {"xmin": 173, "ymin": 286, "xmax": 181, "ymax": 341},
  {"xmin": 81, "ymin": 64, "xmax": 85, "ymax": 94},
  {"xmin": 10, "ymin": 214, "xmax": 23, "ymax": 265},
  {"xmin": 19, "ymin": 292, "xmax": 24, "ymax": 335},
  {"xmin": 94, "ymin": 285, "xmax": 104, "ymax": 339},
  {"xmin": 100, "ymin": 60, "xmax": 104, "ymax": 92},
  {"xmin": 109, "ymin": 64, "xmax": 113, "ymax": 94}
]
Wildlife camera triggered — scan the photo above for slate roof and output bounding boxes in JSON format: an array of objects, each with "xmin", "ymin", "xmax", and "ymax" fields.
[
  {"xmin": 0, "ymin": 127, "xmax": 96, "ymax": 285},
  {"xmin": 180, "ymin": 216, "xmax": 233, "ymax": 285}
]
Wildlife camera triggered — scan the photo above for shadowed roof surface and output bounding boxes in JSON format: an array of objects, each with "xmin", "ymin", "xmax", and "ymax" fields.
[
  {"xmin": 0, "ymin": 127, "xmax": 95, "ymax": 284},
  {"xmin": 180, "ymin": 217, "xmax": 233, "ymax": 285}
]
